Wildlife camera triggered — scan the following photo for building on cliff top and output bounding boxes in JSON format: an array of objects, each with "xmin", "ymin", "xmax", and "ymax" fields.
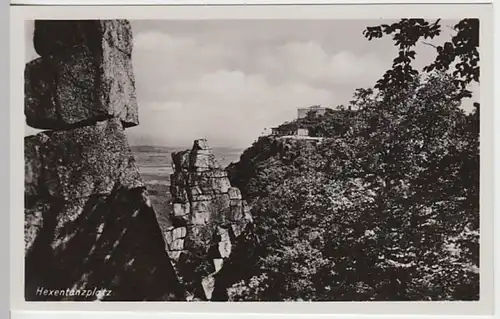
[
  {"xmin": 271, "ymin": 105, "xmax": 329, "ymax": 137},
  {"xmin": 297, "ymin": 105, "xmax": 330, "ymax": 119},
  {"xmin": 271, "ymin": 127, "xmax": 309, "ymax": 137},
  {"xmin": 270, "ymin": 105, "xmax": 355, "ymax": 138}
]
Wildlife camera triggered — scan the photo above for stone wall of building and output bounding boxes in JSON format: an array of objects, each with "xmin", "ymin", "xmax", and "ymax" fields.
[
  {"xmin": 297, "ymin": 105, "xmax": 328, "ymax": 119},
  {"xmin": 24, "ymin": 20, "xmax": 182, "ymax": 301}
]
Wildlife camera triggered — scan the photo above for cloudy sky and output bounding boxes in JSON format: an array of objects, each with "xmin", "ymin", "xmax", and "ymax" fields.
[{"xmin": 24, "ymin": 19, "xmax": 478, "ymax": 149}]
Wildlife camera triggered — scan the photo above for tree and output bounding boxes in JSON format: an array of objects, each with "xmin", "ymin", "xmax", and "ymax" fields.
[
  {"xmin": 227, "ymin": 19, "xmax": 479, "ymax": 301},
  {"xmin": 363, "ymin": 18, "xmax": 479, "ymax": 99},
  {"xmin": 340, "ymin": 73, "xmax": 479, "ymax": 300},
  {"xmin": 228, "ymin": 73, "xmax": 478, "ymax": 301}
]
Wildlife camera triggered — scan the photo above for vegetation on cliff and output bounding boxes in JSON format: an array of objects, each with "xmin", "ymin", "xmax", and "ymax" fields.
[
  {"xmin": 226, "ymin": 18, "xmax": 479, "ymax": 301},
  {"xmin": 274, "ymin": 107, "xmax": 356, "ymax": 138}
]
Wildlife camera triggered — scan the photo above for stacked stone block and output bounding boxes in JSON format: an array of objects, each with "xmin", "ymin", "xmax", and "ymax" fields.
[
  {"xmin": 166, "ymin": 139, "xmax": 252, "ymax": 300},
  {"xmin": 24, "ymin": 20, "xmax": 181, "ymax": 301},
  {"xmin": 25, "ymin": 20, "xmax": 138, "ymax": 129}
]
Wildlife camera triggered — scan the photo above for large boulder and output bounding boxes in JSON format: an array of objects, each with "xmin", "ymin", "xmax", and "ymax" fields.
[
  {"xmin": 25, "ymin": 19, "xmax": 182, "ymax": 302},
  {"xmin": 24, "ymin": 118, "xmax": 143, "ymax": 202},
  {"xmin": 25, "ymin": 187, "xmax": 183, "ymax": 301},
  {"xmin": 33, "ymin": 20, "xmax": 133, "ymax": 58},
  {"xmin": 25, "ymin": 21, "xmax": 138, "ymax": 129},
  {"xmin": 166, "ymin": 139, "xmax": 252, "ymax": 300},
  {"xmin": 25, "ymin": 133, "xmax": 49, "ymax": 203},
  {"xmin": 24, "ymin": 119, "xmax": 182, "ymax": 301}
]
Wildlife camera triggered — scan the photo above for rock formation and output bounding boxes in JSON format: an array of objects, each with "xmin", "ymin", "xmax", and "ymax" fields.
[
  {"xmin": 26, "ymin": 20, "xmax": 138, "ymax": 130},
  {"xmin": 24, "ymin": 20, "xmax": 182, "ymax": 301},
  {"xmin": 166, "ymin": 139, "xmax": 253, "ymax": 300}
]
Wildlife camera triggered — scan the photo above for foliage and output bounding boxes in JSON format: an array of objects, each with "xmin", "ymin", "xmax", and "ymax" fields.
[
  {"xmin": 175, "ymin": 235, "xmax": 214, "ymax": 300},
  {"xmin": 228, "ymin": 73, "xmax": 478, "ymax": 301},
  {"xmin": 226, "ymin": 18, "xmax": 479, "ymax": 301},
  {"xmin": 363, "ymin": 18, "xmax": 479, "ymax": 98},
  {"xmin": 231, "ymin": 75, "xmax": 479, "ymax": 300},
  {"xmin": 273, "ymin": 108, "xmax": 356, "ymax": 138},
  {"xmin": 176, "ymin": 217, "xmax": 225, "ymax": 300}
]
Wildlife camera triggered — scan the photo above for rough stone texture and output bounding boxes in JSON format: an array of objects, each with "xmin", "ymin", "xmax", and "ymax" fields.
[
  {"xmin": 213, "ymin": 258, "xmax": 223, "ymax": 272},
  {"xmin": 26, "ymin": 22, "xmax": 138, "ymax": 129},
  {"xmin": 193, "ymin": 139, "xmax": 211, "ymax": 150},
  {"xmin": 25, "ymin": 118, "xmax": 143, "ymax": 201},
  {"xmin": 25, "ymin": 187, "xmax": 183, "ymax": 301},
  {"xmin": 25, "ymin": 20, "xmax": 181, "ymax": 301},
  {"xmin": 25, "ymin": 203, "xmax": 45, "ymax": 253},
  {"xmin": 100, "ymin": 38, "xmax": 138, "ymax": 127},
  {"xmin": 164, "ymin": 225, "xmax": 188, "ymax": 262},
  {"xmin": 171, "ymin": 150, "xmax": 190, "ymax": 170},
  {"xmin": 201, "ymin": 274, "xmax": 216, "ymax": 300},
  {"xmin": 33, "ymin": 20, "xmax": 133, "ymax": 59},
  {"xmin": 189, "ymin": 153, "xmax": 219, "ymax": 171},
  {"xmin": 170, "ymin": 185, "xmax": 189, "ymax": 203},
  {"xmin": 173, "ymin": 203, "xmax": 190, "ymax": 219},
  {"xmin": 228, "ymin": 187, "xmax": 242, "ymax": 200},
  {"xmin": 25, "ymin": 120, "xmax": 182, "ymax": 301},
  {"xmin": 217, "ymin": 227, "xmax": 232, "ymax": 258},
  {"xmin": 165, "ymin": 139, "xmax": 252, "ymax": 300},
  {"xmin": 25, "ymin": 133, "xmax": 49, "ymax": 202}
]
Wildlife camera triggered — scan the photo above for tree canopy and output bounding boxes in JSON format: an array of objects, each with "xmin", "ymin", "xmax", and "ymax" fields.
[
  {"xmin": 363, "ymin": 18, "xmax": 479, "ymax": 99},
  {"xmin": 226, "ymin": 18, "xmax": 479, "ymax": 301}
]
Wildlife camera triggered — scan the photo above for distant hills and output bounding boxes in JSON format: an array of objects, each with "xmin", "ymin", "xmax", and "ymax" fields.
[
  {"xmin": 131, "ymin": 145, "xmax": 184, "ymax": 153},
  {"xmin": 131, "ymin": 145, "xmax": 244, "ymax": 154},
  {"xmin": 131, "ymin": 145, "xmax": 245, "ymax": 169}
]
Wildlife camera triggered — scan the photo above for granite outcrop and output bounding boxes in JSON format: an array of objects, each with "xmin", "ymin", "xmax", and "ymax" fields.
[
  {"xmin": 25, "ymin": 20, "xmax": 138, "ymax": 130},
  {"xmin": 24, "ymin": 20, "xmax": 181, "ymax": 301},
  {"xmin": 165, "ymin": 139, "xmax": 253, "ymax": 300}
]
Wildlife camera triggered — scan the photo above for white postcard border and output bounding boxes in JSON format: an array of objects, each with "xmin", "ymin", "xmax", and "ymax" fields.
[{"xmin": 9, "ymin": 3, "xmax": 495, "ymax": 316}]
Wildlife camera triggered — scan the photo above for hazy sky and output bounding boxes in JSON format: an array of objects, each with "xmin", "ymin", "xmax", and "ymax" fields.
[{"xmin": 24, "ymin": 19, "xmax": 478, "ymax": 148}]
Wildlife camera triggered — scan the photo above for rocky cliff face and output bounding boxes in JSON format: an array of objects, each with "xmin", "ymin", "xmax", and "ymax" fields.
[
  {"xmin": 26, "ymin": 20, "xmax": 138, "ymax": 130},
  {"xmin": 166, "ymin": 139, "xmax": 253, "ymax": 300},
  {"xmin": 24, "ymin": 20, "xmax": 182, "ymax": 301}
]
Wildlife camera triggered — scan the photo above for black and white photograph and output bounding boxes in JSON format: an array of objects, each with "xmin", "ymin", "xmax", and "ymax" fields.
[{"xmin": 19, "ymin": 11, "xmax": 488, "ymax": 306}]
